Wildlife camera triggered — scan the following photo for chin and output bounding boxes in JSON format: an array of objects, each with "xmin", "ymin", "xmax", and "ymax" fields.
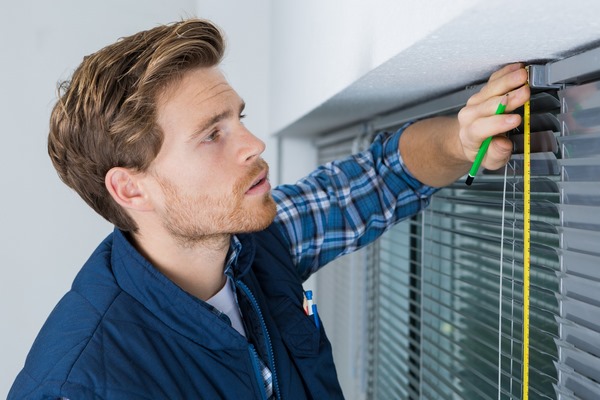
[{"xmin": 237, "ymin": 195, "xmax": 278, "ymax": 233}]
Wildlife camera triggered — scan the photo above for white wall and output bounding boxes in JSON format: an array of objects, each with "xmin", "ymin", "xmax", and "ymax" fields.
[
  {"xmin": 268, "ymin": 0, "xmax": 480, "ymax": 135},
  {"xmin": 0, "ymin": 1, "xmax": 197, "ymax": 395}
]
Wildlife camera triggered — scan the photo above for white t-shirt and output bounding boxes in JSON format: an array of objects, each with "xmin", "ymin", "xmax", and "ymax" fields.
[{"xmin": 206, "ymin": 277, "xmax": 247, "ymax": 337}]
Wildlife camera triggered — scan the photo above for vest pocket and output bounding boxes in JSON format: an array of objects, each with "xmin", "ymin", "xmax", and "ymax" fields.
[{"xmin": 270, "ymin": 297, "xmax": 321, "ymax": 357}]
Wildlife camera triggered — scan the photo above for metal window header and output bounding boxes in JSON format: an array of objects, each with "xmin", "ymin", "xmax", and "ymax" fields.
[{"xmin": 320, "ymin": 45, "xmax": 600, "ymax": 141}]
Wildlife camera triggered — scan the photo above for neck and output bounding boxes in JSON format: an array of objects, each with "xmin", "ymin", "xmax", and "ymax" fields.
[{"xmin": 131, "ymin": 229, "xmax": 232, "ymax": 301}]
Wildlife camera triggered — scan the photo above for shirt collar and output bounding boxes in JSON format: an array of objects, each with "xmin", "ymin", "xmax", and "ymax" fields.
[
  {"xmin": 225, "ymin": 233, "xmax": 255, "ymax": 280},
  {"xmin": 224, "ymin": 235, "xmax": 242, "ymax": 277}
]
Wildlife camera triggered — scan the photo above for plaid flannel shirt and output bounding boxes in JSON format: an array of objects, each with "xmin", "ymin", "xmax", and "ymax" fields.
[{"xmin": 271, "ymin": 126, "xmax": 438, "ymax": 280}]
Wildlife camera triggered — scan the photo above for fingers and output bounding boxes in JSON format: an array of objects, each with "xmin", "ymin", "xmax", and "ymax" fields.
[
  {"xmin": 488, "ymin": 63, "xmax": 524, "ymax": 83},
  {"xmin": 464, "ymin": 113, "xmax": 521, "ymax": 147},
  {"xmin": 458, "ymin": 103, "xmax": 522, "ymax": 167},
  {"xmin": 460, "ymin": 84, "xmax": 529, "ymax": 126},
  {"xmin": 467, "ymin": 63, "xmax": 528, "ymax": 107},
  {"xmin": 459, "ymin": 62, "xmax": 530, "ymax": 148},
  {"xmin": 456, "ymin": 63, "xmax": 532, "ymax": 170}
]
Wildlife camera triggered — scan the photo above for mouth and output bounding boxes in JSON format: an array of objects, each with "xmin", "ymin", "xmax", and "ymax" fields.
[{"xmin": 246, "ymin": 169, "xmax": 270, "ymax": 195}]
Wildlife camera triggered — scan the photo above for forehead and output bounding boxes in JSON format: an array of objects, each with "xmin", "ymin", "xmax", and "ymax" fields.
[
  {"xmin": 156, "ymin": 67, "xmax": 241, "ymax": 133},
  {"xmin": 158, "ymin": 67, "xmax": 235, "ymax": 111}
]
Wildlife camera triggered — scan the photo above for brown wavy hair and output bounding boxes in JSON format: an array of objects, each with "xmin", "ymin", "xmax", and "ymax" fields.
[{"xmin": 48, "ymin": 19, "xmax": 225, "ymax": 232}]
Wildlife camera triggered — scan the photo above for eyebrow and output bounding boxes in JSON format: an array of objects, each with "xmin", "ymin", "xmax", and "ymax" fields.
[{"xmin": 187, "ymin": 100, "xmax": 246, "ymax": 142}]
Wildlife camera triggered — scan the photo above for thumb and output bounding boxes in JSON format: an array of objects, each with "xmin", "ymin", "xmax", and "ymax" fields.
[{"xmin": 483, "ymin": 135, "xmax": 513, "ymax": 170}]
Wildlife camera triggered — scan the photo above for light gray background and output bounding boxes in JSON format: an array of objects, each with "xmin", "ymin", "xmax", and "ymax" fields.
[{"xmin": 3, "ymin": 0, "xmax": 600, "ymax": 396}]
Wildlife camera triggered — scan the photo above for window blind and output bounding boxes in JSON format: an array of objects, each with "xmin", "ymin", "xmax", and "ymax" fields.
[
  {"xmin": 313, "ymin": 127, "xmax": 371, "ymax": 400},
  {"xmin": 310, "ymin": 55, "xmax": 600, "ymax": 400},
  {"xmin": 366, "ymin": 88, "xmax": 562, "ymax": 399},
  {"xmin": 554, "ymin": 80, "xmax": 600, "ymax": 399},
  {"xmin": 366, "ymin": 216, "xmax": 422, "ymax": 399},
  {"xmin": 418, "ymin": 172, "xmax": 561, "ymax": 398}
]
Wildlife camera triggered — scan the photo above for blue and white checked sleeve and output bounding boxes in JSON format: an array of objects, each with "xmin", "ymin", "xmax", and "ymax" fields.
[{"xmin": 271, "ymin": 125, "xmax": 439, "ymax": 281}]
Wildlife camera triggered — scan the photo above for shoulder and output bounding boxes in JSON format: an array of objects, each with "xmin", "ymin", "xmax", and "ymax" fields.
[
  {"xmin": 250, "ymin": 225, "xmax": 306, "ymax": 290},
  {"xmin": 252, "ymin": 224, "xmax": 294, "ymax": 265},
  {"xmin": 10, "ymin": 234, "xmax": 124, "ymax": 398}
]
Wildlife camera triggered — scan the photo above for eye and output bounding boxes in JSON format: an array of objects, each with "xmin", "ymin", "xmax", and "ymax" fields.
[
  {"xmin": 202, "ymin": 130, "xmax": 221, "ymax": 143},
  {"xmin": 240, "ymin": 113, "xmax": 247, "ymax": 122}
]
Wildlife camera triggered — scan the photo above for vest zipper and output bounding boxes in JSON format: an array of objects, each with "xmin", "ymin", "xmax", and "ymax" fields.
[
  {"xmin": 248, "ymin": 344, "xmax": 268, "ymax": 400},
  {"xmin": 236, "ymin": 281, "xmax": 281, "ymax": 400}
]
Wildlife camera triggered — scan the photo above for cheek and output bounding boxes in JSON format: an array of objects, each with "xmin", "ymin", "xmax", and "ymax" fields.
[
  {"xmin": 164, "ymin": 151, "xmax": 242, "ymax": 198},
  {"xmin": 188, "ymin": 168, "xmax": 240, "ymax": 199}
]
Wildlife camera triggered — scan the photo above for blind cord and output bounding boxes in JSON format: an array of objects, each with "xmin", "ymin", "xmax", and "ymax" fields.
[{"xmin": 497, "ymin": 163, "xmax": 509, "ymax": 400}]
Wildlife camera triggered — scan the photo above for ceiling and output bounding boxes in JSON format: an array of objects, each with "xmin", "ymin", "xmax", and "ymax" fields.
[{"xmin": 276, "ymin": 0, "xmax": 600, "ymax": 138}]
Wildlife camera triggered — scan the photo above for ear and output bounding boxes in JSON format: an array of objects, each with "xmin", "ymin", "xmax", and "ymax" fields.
[{"xmin": 105, "ymin": 167, "xmax": 153, "ymax": 212}]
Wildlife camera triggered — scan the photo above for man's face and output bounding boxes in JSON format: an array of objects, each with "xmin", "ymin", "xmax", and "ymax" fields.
[{"xmin": 144, "ymin": 67, "xmax": 277, "ymax": 246}]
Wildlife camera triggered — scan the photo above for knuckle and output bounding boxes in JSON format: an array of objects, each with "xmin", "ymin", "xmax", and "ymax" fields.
[{"xmin": 457, "ymin": 106, "xmax": 472, "ymax": 124}]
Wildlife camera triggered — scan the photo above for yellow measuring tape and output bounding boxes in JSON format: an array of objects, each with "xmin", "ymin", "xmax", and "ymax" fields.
[{"xmin": 522, "ymin": 87, "xmax": 531, "ymax": 399}]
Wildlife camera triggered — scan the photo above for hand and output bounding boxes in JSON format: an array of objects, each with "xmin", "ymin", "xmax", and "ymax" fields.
[
  {"xmin": 399, "ymin": 63, "xmax": 530, "ymax": 187},
  {"xmin": 457, "ymin": 63, "xmax": 530, "ymax": 171}
]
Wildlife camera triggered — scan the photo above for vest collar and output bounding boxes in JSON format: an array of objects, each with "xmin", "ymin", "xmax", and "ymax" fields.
[{"xmin": 110, "ymin": 228, "xmax": 256, "ymax": 350}]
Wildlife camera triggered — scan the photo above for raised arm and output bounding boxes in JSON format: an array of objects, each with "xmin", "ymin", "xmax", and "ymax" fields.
[
  {"xmin": 399, "ymin": 63, "xmax": 530, "ymax": 187},
  {"xmin": 272, "ymin": 63, "xmax": 530, "ymax": 279}
]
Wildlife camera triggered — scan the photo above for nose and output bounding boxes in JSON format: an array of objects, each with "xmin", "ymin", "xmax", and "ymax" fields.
[{"xmin": 237, "ymin": 125, "xmax": 266, "ymax": 164}]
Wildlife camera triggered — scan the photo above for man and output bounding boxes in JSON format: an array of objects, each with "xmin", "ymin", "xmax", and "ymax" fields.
[{"xmin": 9, "ymin": 18, "xmax": 529, "ymax": 399}]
